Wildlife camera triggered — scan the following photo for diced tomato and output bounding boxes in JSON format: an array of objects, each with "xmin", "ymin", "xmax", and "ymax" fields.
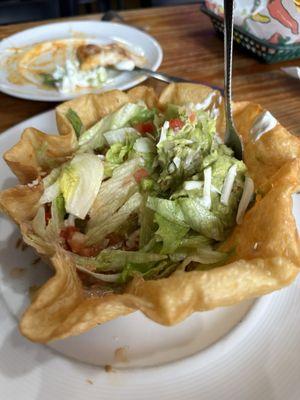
[
  {"xmin": 76, "ymin": 245, "xmax": 102, "ymax": 257},
  {"xmin": 69, "ymin": 233, "xmax": 102, "ymax": 257},
  {"xmin": 169, "ymin": 118, "xmax": 184, "ymax": 131},
  {"xmin": 74, "ymin": 232, "xmax": 124, "ymax": 256},
  {"xmin": 189, "ymin": 112, "xmax": 196, "ymax": 123},
  {"xmin": 133, "ymin": 121, "xmax": 155, "ymax": 135},
  {"xmin": 60, "ymin": 228, "xmax": 102, "ymax": 256},
  {"xmin": 44, "ymin": 203, "xmax": 52, "ymax": 225},
  {"xmin": 134, "ymin": 168, "xmax": 149, "ymax": 183},
  {"xmin": 106, "ymin": 232, "xmax": 124, "ymax": 246},
  {"xmin": 60, "ymin": 226, "xmax": 79, "ymax": 241}
]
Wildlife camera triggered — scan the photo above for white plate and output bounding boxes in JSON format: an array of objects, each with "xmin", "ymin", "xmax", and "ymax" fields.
[
  {"xmin": 0, "ymin": 21, "xmax": 163, "ymax": 101},
  {"xmin": 0, "ymin": 112, "xmax": 300, "ymax": 399}
]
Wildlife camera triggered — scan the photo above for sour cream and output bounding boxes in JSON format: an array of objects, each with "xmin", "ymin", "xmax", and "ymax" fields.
[
  {"xmin": 115, "ymin": 59, "xmax": 135, "ymax": 71},
  {"xmin": 53, "ymin": 59, "xmax": 107, "ymax": 94}
]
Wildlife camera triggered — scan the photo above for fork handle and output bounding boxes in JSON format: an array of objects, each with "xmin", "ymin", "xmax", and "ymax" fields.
[
  {"xmin": 224, "ymin": 0, "xmax": 234, "ymax": 128},
  {"xmin": 134, "ymin": 66, "xmax": 223, "ymax": 93}
]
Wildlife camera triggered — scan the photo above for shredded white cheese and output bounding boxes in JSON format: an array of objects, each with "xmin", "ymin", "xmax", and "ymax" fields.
[
  {"xmin": 168, "ymin": 162, "xmax": 176, "ymax": 173},
  {"xmin": 184, "ymin": 152, "xmax": 194, "ymax": 168},
  {"xmin": 173, "ymin": 156, "xmax": 181, "ymax": 169},
  {"xmin": 236, "ymin": 176, "xmax": 254, "ymax": 224},
  {"xmin": 221, "ymin": 165, "xmax": 237, "ymax": 206},
  {"xmin": 183, "ymin": 181, "xmax": 203, "ymax": 191},
  {"xmin": 158, "ymin": 121, "xmax": 169, "ymax": 145}
]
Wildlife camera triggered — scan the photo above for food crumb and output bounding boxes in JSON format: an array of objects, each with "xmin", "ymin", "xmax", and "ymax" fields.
[
  {"xmin": 104, "ymin": 364, "xmax": 115, "ymax": 373},
  {"xmin": 114, "ymin": 346, "xmax": 128, "ymax": 363},
  {"xmin": 27, "ymin": 178, "xmax": 39, "ymax": 188},
  {"xmin": 86, "ymin": 379, "xmax": 93, "ymax": 385},
  {"xmin": 31, "ymin": 257, "xmax": 41, "ymax": 265},
  {"xmin": 10, "ymin": 267, "xmax": 25, "ymax": 278},
  {"xmin": 253, "ymin": 242, "xmax": 258, "ymax": 250},
  {"xmin": 15, "ymin": 238, "xmax": 22, "ymax": 249}
]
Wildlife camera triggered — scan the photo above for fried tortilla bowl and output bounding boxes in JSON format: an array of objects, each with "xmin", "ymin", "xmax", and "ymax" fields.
[{"xmin": 1, "ymin": 83, "xmax": 300, "ymax": 343}]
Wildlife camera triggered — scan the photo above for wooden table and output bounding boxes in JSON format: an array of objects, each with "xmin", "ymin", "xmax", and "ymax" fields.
[{"xmin": 0, "ymin": 4, "xmax": 299, "ymax": 134}]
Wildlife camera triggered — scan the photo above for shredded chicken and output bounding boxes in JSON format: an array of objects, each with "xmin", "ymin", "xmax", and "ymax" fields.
[{"xmin": 76, "ymin": 43, "xmax": 145, "ymax": 71}]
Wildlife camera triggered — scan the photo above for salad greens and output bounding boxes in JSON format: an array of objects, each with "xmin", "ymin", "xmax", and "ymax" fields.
[
  {"xmin": 34, "ymin": 99, "xmax": 254, "ymax": 288},
  {"xmin": 40, "ymin": 72, "xmax": 59, "ymax": 87},
  {"xmin": 66, "ymin": 108, "xmax": 83, "ymax": 138}
]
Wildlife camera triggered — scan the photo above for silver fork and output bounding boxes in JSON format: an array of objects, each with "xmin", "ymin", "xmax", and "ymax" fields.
[
  {"xmin": 113, "ymin": 65, "xmax": 223, "ymax": 92},
  {"xmin": 102, "ymin": 11, "xmax": 223, "ymax": 93},
  {"xmin": 224, "ymin": 0, "xmax": 243, "ymax": 160}
]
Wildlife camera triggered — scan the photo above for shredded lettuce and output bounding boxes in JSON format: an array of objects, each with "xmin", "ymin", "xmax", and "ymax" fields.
[
  {"xmin": 42, "ymin": 167, "xmax": 62, "ymax": 188},
  {"xmin": 74, "ymin": 248, "xmax": 172, "ymax": 284},
  {"xmin": 48, "ymin": 194, "xmax": 65, "ymax": 234},
  {"xmin": 40, "ymin": 180, "xmax": 60, "ymax": 204},
  {"xmin": 66, "ymin": 108, "xmax": 83, "ymax": 138},
  {"xmin": 154, "ymin": 213, "xmax": 189, "ymax": 254},
  {"xmin": 142, "ymin": 261, "xmax": 177, "ymax": 280},
  {"xmin": 59, "ymin": 153, "xmax": 104, "ymax": 219},
  {"xmin": 103, "ymin": 129, "xmax": 144, "ymax": 176},
  {"xmin": 106, "ymin": 142, "xmax": 131, "ymax": 165},
  {"xmin": 32, "ymin": 100, "xmax": 252, "ymax": 287},
  {"xmin": 177, "ymin": 248, "xmax": 228, "ymax": 271},
  {"xmin": 178, "ymin": 197, "xmax": 225, "ymax": 240},
  {"xmin": 76, "ymin": 265, "xmax": 121, "ymax": 282},
  {"xmin": 180, "ymin": 235, "xmax": 212, "ymax": 248},
  {"xmin": 156, "ymin": 110, "xmax": 216, "ymax": 192},
  {"xmin": 86, "ymin": 192, "xmax": 142, "ymax": 245},
  {"xmin": 75, "ymin": 249, "xmax": 167, "ymax": 271},
  {"xmin": 134, "ymin": 137, "xmax": 155, "ymax": 153},
  {"xmin": 87, "ymin": 158, "xmax": 140, "ymax": 230},
  {"xmin": 147, "ymin": 196, "xmax": 225, "ymax": 240},
  {"xmin": 117, "ymin": 261, "xmax": 161, "ymax": 283},
  {"xmin": 78, "ymin": 103, "xmax": 147, "ymax": 152},
  {"xmin": 129, "ymin": 106, "xmax": 157, "ymax": 125},
  {"xmin": 139, "ymin": 196, "xmax": 155, "ymax": 248},
  {"xmin": 146, "ymin": 196, "xmax": 188, "ymax": 227},
  {"xmin": 104, "ymin": 127, "xmax": 139, "ymax": 146}
]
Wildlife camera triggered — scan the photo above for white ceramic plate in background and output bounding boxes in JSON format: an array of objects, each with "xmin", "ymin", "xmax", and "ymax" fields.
[
  {"xmin": 0, "ymin": 21, "xmax": 163, "ymax": 102},
  {"xmin": 0, "ymin": 113, "xmax": 300, "ymax": 399}
]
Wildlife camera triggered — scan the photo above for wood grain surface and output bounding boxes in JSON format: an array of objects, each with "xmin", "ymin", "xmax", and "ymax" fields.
[{"xmin": 0, "ymin": 4, "xmax": 299, "ymax": 134}]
